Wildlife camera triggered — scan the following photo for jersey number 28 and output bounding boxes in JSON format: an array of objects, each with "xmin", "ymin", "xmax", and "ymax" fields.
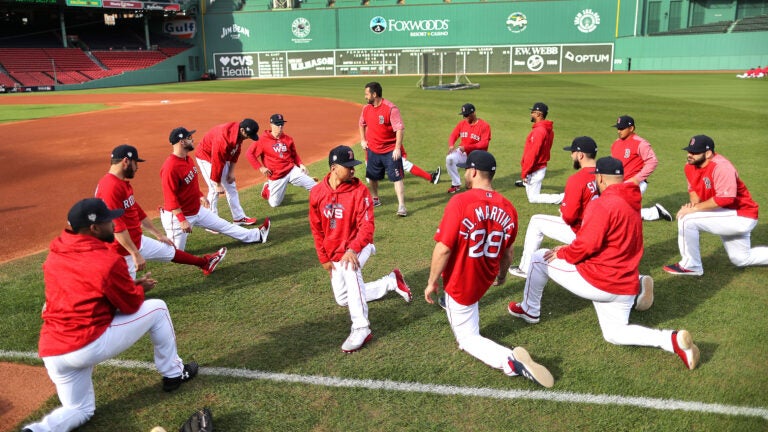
[{"xmin": 467, "ymin": 229, "xmax": 504, "ymax": 258}]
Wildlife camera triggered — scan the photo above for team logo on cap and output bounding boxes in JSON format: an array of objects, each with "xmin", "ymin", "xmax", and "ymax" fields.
[{"xmin": 88, "ymin": 213, "xmax": 97, "ymax": 222}]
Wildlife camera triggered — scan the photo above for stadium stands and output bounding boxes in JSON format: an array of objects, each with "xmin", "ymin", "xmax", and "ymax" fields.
[
  {"xmin": 732, "ymin": 15, "xmax": 768, "ymax": 32},
  {"xmin": 0, "ymin": 72, "xmax": 18, "ymax": 87},
  {"xmin": 91, "ymin": 50, "xmax": 169, "ymax": 72}
]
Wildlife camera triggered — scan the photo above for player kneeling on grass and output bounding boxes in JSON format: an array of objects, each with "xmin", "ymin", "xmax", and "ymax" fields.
[
  {"xmin": 508, "ymin": 157, "xmax": 700, "ymax": 370},
  {"xmin": 309, "ymin": 145, "xmax": 412, "ymax": 353},
  {"xmin": 425, "ymin": 151, "xmax": 554, "ymax": 388},
  {"xmin": 23, "ymin": 198, "xmax": 197, "ymax": 432}
]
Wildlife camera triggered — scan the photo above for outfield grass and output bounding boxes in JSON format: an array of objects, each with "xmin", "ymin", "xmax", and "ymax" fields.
[{"xmin": 1, "ymin": 74, "xmax": 767, "ymax": 431}]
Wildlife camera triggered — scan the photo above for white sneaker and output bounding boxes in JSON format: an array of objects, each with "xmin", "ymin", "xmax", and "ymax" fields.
[
  {"xmin": 341, "ymin": 327, "xmax": 372, "ymax": 353},
  {"xmin": 258, "ymin": 217, "xmax": 271, "ymax": 243},
  {"xmin": 656, "ymin": 203, "xmax": 673, "ymax": 221},
  {"xmin": 672, "ymin": 330, "xmax": 700, "ymax": 370},
  {"xmin": 507, "ymin": 347, "xmax": 554, "ymax": 388},
  {"xmin": 635, "ymin": 275, "xmax": 654, "ymax": 311},
  {"xmin": 508, "ymin": 266, "xmax": 526, "ymax": 279}
]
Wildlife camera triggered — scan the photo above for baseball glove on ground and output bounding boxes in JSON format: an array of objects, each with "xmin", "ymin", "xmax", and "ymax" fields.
[{"xmin": 179, "ymin": 407, "xmax": 213, "ymax": 432}]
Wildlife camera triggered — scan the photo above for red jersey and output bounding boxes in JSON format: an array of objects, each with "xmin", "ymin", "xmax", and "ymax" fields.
[
  {"xmin": 95, "ymin": 173, "xmax": 147, "ymax": 256},
  {"xmin": 448, "ymin": 118, "xmax": 492, "ymax": 154},
  {"xmin": 559, "ymin": 167, "xmax": 597, "ymax": 233},
  {"xmin": 434, "ymin": 188, "xmax": 518, "ymax": 306},
  {"xmin": 160, "ymin": 153, "xmax": 204, "ymax": 216},
  {"xmin": 246, "ymin": 130, "xmax": 304, "ymax": 180},
  {"xmin": 39, "ymin": 230, "xmax": 144, "ymax": 357},
  {"xmin": 309, "ymin": 174, "xmax": 375, "ymax": 264},
  {"xmin": 557, "ymin": 182, "xmax": 643, "ymax": 295},
  {"xmin": 685, "ymin": 153, "xmax": 758, "ymax": 219},
  {"xmin": 520, "ymin": 120, "xmax": 554, "ymax": 179},
  {"xmin": 196, "ymin": 122, "xmax": 244, "ymax": 183},
  {"xmin": 359, "ymin": 99, "xmax": 403, "ymax": 154},
  {"xmin": 611, "ymin": 133, "xmax": 657, "ymax": 182}
]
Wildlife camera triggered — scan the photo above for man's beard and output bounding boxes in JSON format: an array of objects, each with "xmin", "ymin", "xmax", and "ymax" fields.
[{"xmin": 573, "ymin": 160, "xmax": 581, "ymax": 170}]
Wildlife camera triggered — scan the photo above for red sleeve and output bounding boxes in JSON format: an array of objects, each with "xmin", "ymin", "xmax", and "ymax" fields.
[
  {"xmin": 557, "ymin": 201, "xmax": 606, "ymax": 264},
  {"xmin": 520, "ymin": 128, "xmax": 542, "ymax": 178},
  {"xmin": 209, "ymin": 135, "xmax": 229, "ymax": 183},
  {"xmin": 246, "ymin": 141, "xmax": 263, "ymax": 170},
  {"xmin": 161, "ymin": 160, "xmax": 183, "ymax": 211},
  {"xmin": 559, "ymin": 179, "xmax": 582, "ymax": 227},
  {"xmin": 634, "ymin": 140, "xmax": 658, "ymax": 182},
  {"xmin": 346, "ymin": 186, "xmax": 375, "ymax": 253},
  {"xmin": 96, "ymin": 177, "xmax": 128, "ymax": 233},
  {"xmin": 448, "ymin": 122, "xmax": 461, "ymax": 147},
  {"xmin": 103, "ymin": 258, "xmax": 145, "ymax": 314},
  {"xmin": 434, "ymin": 196, "xmax": 461, "ymax": 248},
  {"xmin": 712, "ymin": 162, "xmax": 738, "ymax": 207},
  {"xmin": 308, "ymin": 188, "xmax": 330, "ymax": 263}
]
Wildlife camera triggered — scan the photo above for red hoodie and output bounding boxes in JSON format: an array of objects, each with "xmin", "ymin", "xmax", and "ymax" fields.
[
  {"xmin": 308, "ymin": 174, "xmax": 375, "ymax": 264},
  {"xmin": 557, "ymin": 182, "xmax": 643, "ymax": 295},
  {"xmin": 39, "ymin": 230, "xmax": 144, "ymax": 357},
  {"xmin": 196, "ymin": 122, "xmax": 243, "ymax": 183},
  {"xmin": 520, "ymin": 120, "xmax": 554, "ymax": 179}
]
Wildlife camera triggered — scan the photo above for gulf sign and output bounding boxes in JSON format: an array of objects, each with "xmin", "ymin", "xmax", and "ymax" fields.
[{"xmin": 164, "ymin": 18, "xmax": 196, "ymax": 39}]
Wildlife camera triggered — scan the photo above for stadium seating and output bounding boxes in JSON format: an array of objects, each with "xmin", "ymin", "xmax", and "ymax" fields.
[
  {"xmin": 732, "ymin": 15, "xmax": 768, "ymax": 32},
  {"xmin": 0, "ymin": 72, "xmax": 18, "ymax": 87},
  {"xmin": 91, "ymin": 50, "xmax": 169, "ymax": 72},
  {"xmin": 650, "ymin": 20, "xmax": 732, "ymax": 36}
]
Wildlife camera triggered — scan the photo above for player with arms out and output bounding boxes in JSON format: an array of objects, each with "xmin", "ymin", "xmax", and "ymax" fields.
[
  {"xmin": 519, "ymin": 102, "xmax": 562, "ymax": 204},
  {"xmin": 445, "ymin": 103, "xmax": 491, "ymax": 194},
  {"xmin": 425, "ymin": 150, "xmax": 554, "ymax": 388},
  {"xmin": 309, "ymin": 146, "xmax": 412, "ymax": 353},
  {"xmin": 246, "ymin": 113, "xmax": 317, "ymax": 207},
  {"xmin": 95, "ymin": 144, "xmax": 226, "ymax": 279},
  {"xmin": 22, "ymin": 198, "xmax": 197, "ymax": 432}
]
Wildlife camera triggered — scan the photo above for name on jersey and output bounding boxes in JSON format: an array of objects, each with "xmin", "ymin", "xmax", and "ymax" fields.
[
  {"xmin": 460, "ymin": 204, "xmax": 515, "ymax": 238},
  {"xmin": 183, "ymin": 167, "xmax": 198, "ymax": 185},
  {"xmin": 459, "ymin": 131, "xmax": 481, "ymax": 141},
  {"xmin": 122, "ymin": 194, "xmax": 136, "ymax": 209}
]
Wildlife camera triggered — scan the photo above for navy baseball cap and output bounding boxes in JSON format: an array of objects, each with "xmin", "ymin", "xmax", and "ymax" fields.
[
  {"xmin": 612, "ymin": 115, "xmax": 635, "ymax": 129},
  {"xmin": 457, "ymin": 150, "xmax": 496, "ymax": 172},
  {"xmin": 240, "ymin": 118, "xmax": 260, "ymax": 140},
  {"xmin": 564, "ymin": 136, "xmax": 597, "ymax": 153},
  {"xmin": 169, "ymin": 127, "xmax": 195, "ymax": 144},
  {"xmin": 111, "ymin": 144, "xmax": 145, "ymax": 162},
  {"xmin": 270, "ymin": 114, "xmax": 287, "ymax": 125},
  {"xmin": 683, "ymin": 135, "xmax": 715, "ymax": 154},
  {"xmin": 67, "ymin": 198, "xmax": 124, "ymax": 232},
  {"xmin": 329, "ymin": 145, "xmax": 362, "ymax": 168},
  {"xmin": 460, "ymin": 103, "xmax": 476, "ymax": 117},
  {"xmin": 591, "ymin": 157, "xmax": 624, "ymax": 175},
  {"xmin": 530, "ymin": 102, "xmax": 548, "ymax": 114}
]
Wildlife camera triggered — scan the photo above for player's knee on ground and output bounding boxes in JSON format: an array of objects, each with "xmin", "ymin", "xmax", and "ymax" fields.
[{"xmin": 727, "ymin": 253, "xmax": 752, "ymax": 267}]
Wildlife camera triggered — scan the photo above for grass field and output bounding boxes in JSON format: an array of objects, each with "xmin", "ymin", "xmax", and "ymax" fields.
[{"xmin": 1, "ymin": 74, "xmax": 767, "ymax": 431}]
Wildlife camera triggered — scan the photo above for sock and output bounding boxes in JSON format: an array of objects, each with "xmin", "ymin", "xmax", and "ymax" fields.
[
  {"xmin": 409, "ymin": 165, "xmax": 432, "ymax": 182},
  {"xmin": 172, "ymin": 249, "xmax": 207, "ymax": 268}
]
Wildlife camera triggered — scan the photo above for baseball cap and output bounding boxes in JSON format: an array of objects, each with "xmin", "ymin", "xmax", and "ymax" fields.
[
  {"xmin": 270, "ymin": 114, "xmax": 287, "ymax": 126},
  {"xmin": 591, "ymin": 157, "xmax": 624, "ymax": 175},
  {"xmin": 563, "ymin": 136, "xmax": 598, "ymax": 153},
  {"xmin": 67, "ymin": 198, "xmax": 124, "ymax": 232},
  {"xmin": 530, "ymin": 102, "xmax": 548, "ymax": 114},
  {"xmin": 328, "ymin": 145, "xmax": 362, "ymax": 168},
  {"xmin": 457, "ymin": 150, "xmax": 496, "ymax": 172},
  {"xmin": 459, "ymin": 103, "xmax": 476, "ymax": 117},
  {"xmin": 240, "ymin": 118, "xmax": 260, "ymax": 140},
  {"xmin": 612, "ymin": 115, "xmax": 635, "ymax": 129},
  {"xmin": 683, "ymin": 135, "xmax": 715, "ymax": 154},
  {"xmin": 169, "ymin": 127, "xmax": 196, "ymax": 144},
  {"xmin": 111, "ymin": 144, "xmax": 145, "ymax": 162}
]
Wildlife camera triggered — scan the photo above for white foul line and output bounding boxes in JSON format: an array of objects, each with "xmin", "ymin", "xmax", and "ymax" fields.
[{"xmin": 3, "ymin": 350, "xmax": 766, "ymax": 420}]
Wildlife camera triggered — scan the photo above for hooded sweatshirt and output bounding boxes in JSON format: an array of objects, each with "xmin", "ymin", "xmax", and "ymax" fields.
[
  {"xmin": 196, "ymin": 122, "xmax": 243, "ymax": 183},
  {"xmin": 520, "ymin": 119, "xmax": 554, "ymax": 179}
]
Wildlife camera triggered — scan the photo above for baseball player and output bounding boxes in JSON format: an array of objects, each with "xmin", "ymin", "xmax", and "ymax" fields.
[
  {"xmin": 610, "ymin": 115, "xmax": 672, "ymax": 221},
  {"xmin": 425, "ymin": 150, "xmax": 553, "ymax": 388},
  {"xmin": 159, "ymin": 127, "xmax": 270, "ymax": 251},
  {"xmin": 23, "ymin": 198, "xmax": 197, "ymax": 432},
  {"xmin": 519, "ymin": 102, "xmax": 563, "ymax": 204},
  {"xmin": 246, "ymin": 113, "xmax": 317, "ymax": 207},
  {"xmin": 309, "ymin": 145, "xmax": 412, "ymax": 353},
  {"xmin": 508, "ymin": 157, "xmax": 700, "ymax": 371},
  {"xmin": 95, "ymin": 144, "xmax": 226, "ymax": 279},
  {"xmin": 663, "ymin": 135, "xmax": 768, "ymax": 275},
  {"xmin": 445, "ymin": 103, "xmax": 491, "ymax": 194},
  {"xmin": 401, "ymin": 146, "xmax": 441, "ymax": 185},
  {"xmin": 196, "ymin": 118, "xmax": 259, "ymax": 225},
  {"xmin": 359, "ymin": 81, "xmax": 407, "ymax": 216}
]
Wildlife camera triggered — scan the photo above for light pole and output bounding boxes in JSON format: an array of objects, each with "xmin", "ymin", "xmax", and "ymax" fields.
[{"xmin": 51, "ymin": 58, "xmax": 57, "ymax": 85}]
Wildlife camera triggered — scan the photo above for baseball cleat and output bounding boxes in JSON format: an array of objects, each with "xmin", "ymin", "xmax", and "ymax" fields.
[
  {"xmin": 234, "ymin": 216, "xmax": 257, "ymax": 226},
  {"xmin": 663, "ymin": 263, "xmax": 703, "ymax": 276},
  {"xmin": 672, "ymin": 330, "xmax": 700, "ymax": 370},
  {"xmin": 431, "ymin": 167, "xmax": 441, "ymax": 184},
  {"xmin": 261, "ymin": 184, "xmax": 270, "ymax": 200},
  {"xmin": 508, "ymin": 266, "xmax": 527, "ymax": 279},
  {"xmin": 258, "ymin": 217, "xmax": 271, "ymax": 243},
  {"xmin": 162, "ymin": 361, "xmax": 199, "ymax": 392},
  {"xmin": 396, "ymin": 207, "xmax": 408, "ymax": 217},
  {"xmin": 341, "ymin": 327, "xmax": 372, "ymax": 353},
  {"xmin": 508, "ymin": 347, "xmax": 554, "ymax": 388},
  {"xmin": 656, "ymin": 203, "xmax": 673, "ymax": 221},
  {"xmin": 202, "ymin": 247, "xmax": 227, "ymax": 276},
  {"xmin": 447, "ymin": 185, "xmax": 460, "ymax": 194},
  {"xmin": 634, "ymin": 275, "xmax": 654, "ymax": 311},
  {"xmin": 515, "ymin": 180, "xmax": 525, "ymax": 187},
  {"xmin": 372, "ymin": 197, "xmax": 382, "ymax": 207},
  {"xmin": 391, "ymin": 268, "xmax": 412, "ymax": 302},
  {"xmin": 508, "ymin": 302, "xmax": 540, "ymax": 324}
]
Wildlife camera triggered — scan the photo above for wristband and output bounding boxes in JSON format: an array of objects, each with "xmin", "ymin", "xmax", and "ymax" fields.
[{"xmin": 175, "ymin": 213, "xmax": 186, "ymax": 222}]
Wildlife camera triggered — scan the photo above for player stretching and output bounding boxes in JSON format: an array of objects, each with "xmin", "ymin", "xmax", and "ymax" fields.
[
  {"xmin": 445, "ymin": 103, "xmax": 491, "ymax": 194},
  {"xmin": 246, "ymin": 113, "xmax": 317, "ymax": 207},
  {"xmin": 309, "ymin": 146, "xmax": 412, "ymax": 353},
  {"xmin": 508, "ymin": 157, "xmax": 700, "ymax": 370},
  {"xmin": 160, "ymin": 127, "xmax": 270, "ymax": 251},
  {"xmin": 518, "ymin": 102, "xmax": 562, "ymax": 204},
  {"xmin": 425, "ymin": 150, "xmax": 554, "ymax": 388},
  {"xmin": 96, "ymin": 144, "xmax": 226, "ymax": 279},
  {"xmin": 664, "ymin": 135, "xmax": 768, "ymax": 275}
]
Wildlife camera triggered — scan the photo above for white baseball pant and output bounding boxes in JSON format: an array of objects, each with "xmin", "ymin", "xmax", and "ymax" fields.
[
  {"xmin": 330, "ymin": 244, "xmax": 398, "ymax": 330},
  {"xmin": 265, "ymin": 166, "xmax": 317, "ymax": 207},
  {"xmin": 196, "ymin": 158, "xmax": 247, "ymax": 221},
  {"xmin": 160, "ymin": 206, "xmax": 261, "ymax": 250},
  {"xmin": 123, "ymin": 235, "xmax": 177, "ymax": 280},
  {"xmin": 443, "ymin": 292, "xmax": 521, "ymax": 377},
  {"xmin": 636, "ymin": 180, "xmax": 661, "ymax": 221},
  {"xmin": 517, "ymin": 214, "xmax": 576, "ymax": 274},
  {"xmin": 445, "ymin": 149, "xmax": 467, "ymax": 187},
  {"xmin": 525, "ymin": 168, "xmax": 563, "ymax": 204},
  {"xmin": 677, "ymin": 209, "xmax": 768, "ymax": 273},
  {"xmin": 25, "ymin": 299, "xmax": 185, "ymax": 432},
  {"xmin": 520, "ymin": 249, "xmax": 675, "ymax": 350}
]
